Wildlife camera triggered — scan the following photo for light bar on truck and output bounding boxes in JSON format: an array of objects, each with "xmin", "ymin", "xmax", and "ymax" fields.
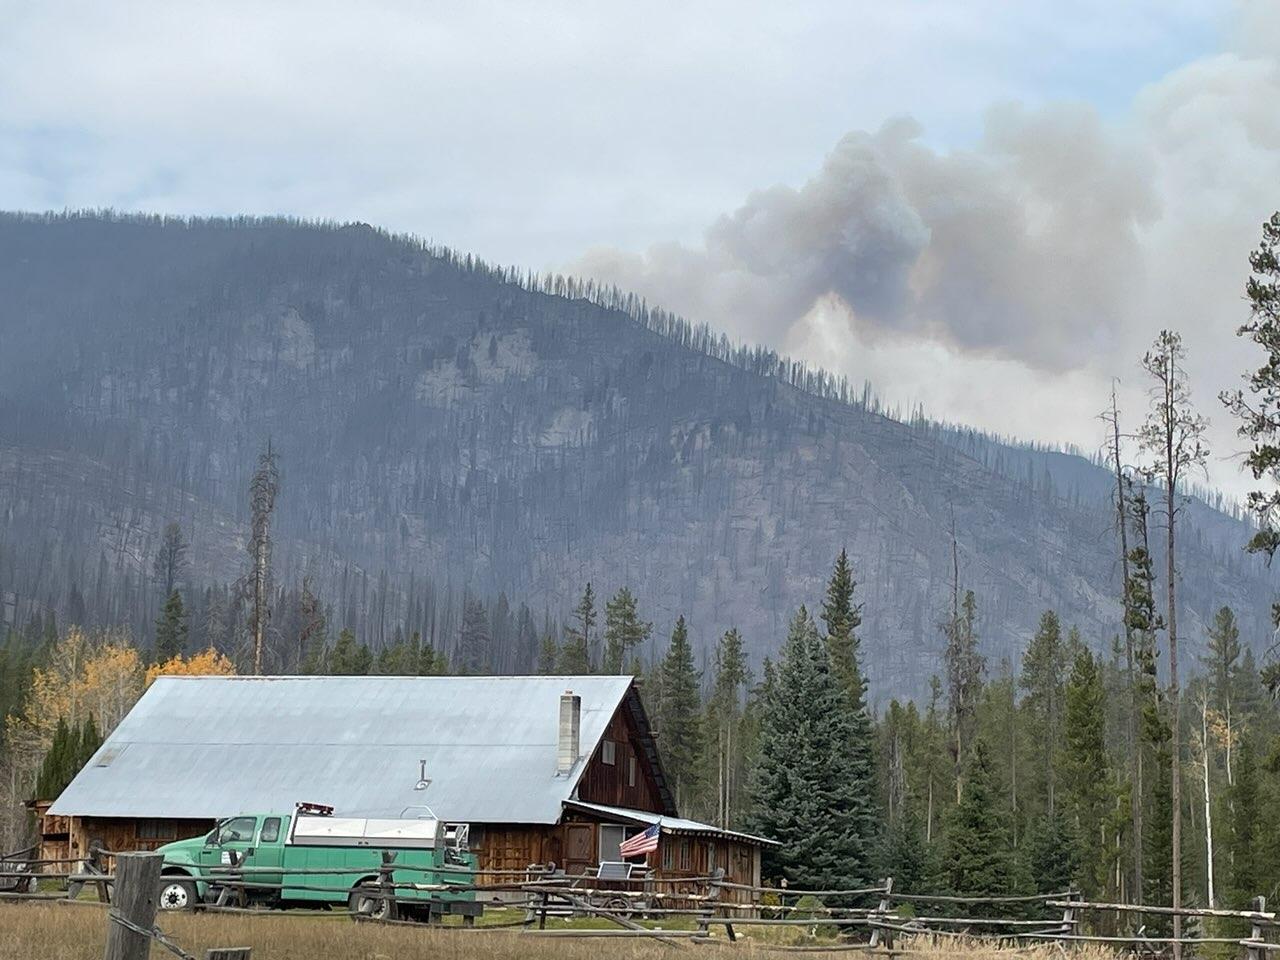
[{"xmin": 295, "ymin": 802, "xmax": 334, "ymax": 816}]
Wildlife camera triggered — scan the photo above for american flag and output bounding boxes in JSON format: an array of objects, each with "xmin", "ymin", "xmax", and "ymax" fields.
[{"xmin": 618, "ymin": 822, "xmax": 661, "ymax": 858}]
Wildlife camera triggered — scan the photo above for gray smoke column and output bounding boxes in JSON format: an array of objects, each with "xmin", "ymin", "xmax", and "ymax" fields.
[{"xmin": 575, "ymin": 103, "xmax": 1159, "ymax": 372}]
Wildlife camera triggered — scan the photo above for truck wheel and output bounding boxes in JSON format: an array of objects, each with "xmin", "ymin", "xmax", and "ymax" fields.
[
  {"xmin": 347, "ymin": 883, "xmax": 389, "ymax": 920},
  {"xmin": 158, "ymin": 878, "xmax": 197, "ymax": 912}
]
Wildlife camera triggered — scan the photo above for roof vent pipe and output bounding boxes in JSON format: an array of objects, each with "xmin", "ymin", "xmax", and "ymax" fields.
[{"xmin": 557, "ymin": 690, "xmax": 581, "ymax": 776}]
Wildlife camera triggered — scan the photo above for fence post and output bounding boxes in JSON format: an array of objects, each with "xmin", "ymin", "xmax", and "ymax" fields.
[
  {"xmin": 103, "ymin": 851, "xmax": 162, "ymax": 960},
  {"xmin": 1247, "ymin": 895, "xmax": 1267, "ymax": 960},
  {"xmin": 378, "ymin": 851, "xmax": 400, "ymax": 921},
  {"xmin": 868, "ymin": 877, "xmax": 894, "ymax": 950},
  {"xmin": 1059, "ymin": 888, "xmax": 1079, "ymax": 940}
]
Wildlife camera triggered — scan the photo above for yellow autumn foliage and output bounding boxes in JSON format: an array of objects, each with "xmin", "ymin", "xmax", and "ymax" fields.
[
  {"xmin": 4, "ymin": 628, "xmax": 144, "ymax": 769},
  {"xmin": 145, "ymin": 647, "xmax": 237, "ymax": 686}
]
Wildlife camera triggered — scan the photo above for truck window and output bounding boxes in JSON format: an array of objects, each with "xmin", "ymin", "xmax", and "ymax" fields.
[
  {"xmin": 217, "ymin": 817, "xmax": 257, "ymax": 844},
  {"xmin": 260, "ymin": 817, "xmax": 281, "ymax": 843}
]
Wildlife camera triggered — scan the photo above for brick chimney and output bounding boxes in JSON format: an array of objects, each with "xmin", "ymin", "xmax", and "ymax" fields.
[{"xmin": 557, "ymin": 690, "xmax": 581, "ymax": 776}]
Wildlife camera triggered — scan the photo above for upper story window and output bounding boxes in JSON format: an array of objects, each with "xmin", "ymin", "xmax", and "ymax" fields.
[
  {"xmin": 628, "ymin": 756, "xmax": 637, "ymax": 787},
  {"xmin": 602, "ymin": 739, "xmax": 617, "ymax": 766}
]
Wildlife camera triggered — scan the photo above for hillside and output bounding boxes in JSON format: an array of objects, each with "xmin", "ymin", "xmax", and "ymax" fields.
[{"xmin": 0, "ymin": 212, "xmax": 1271, "ymax": 698}]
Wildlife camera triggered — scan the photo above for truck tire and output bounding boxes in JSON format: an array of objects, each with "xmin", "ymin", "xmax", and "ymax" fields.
[
  {"xmin": 347, "ymin": 882, "xmax": 389, "ymax": 921},
  {"xmin": 158, "ymin": 877, "xmax": 197, "ymax": 912}
]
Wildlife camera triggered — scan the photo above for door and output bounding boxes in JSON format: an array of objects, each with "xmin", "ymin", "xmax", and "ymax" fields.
[
  {"xmin": 564, "ymin": 823, "xmax": 594, "ymax": 876},
  {"xmin": 250, "ymin": 816, "xmax": 287, "ymax": 896},
  {"xmin": 199, "ymin": 815, "xmax": 258, "ymax": 872}
]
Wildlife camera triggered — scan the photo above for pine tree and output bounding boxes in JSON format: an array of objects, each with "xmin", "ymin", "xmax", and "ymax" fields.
[
  {"xmin": 657, "ymin": 615, "xmax": 704, "ymax": 812},
  {"xmin": 329, "ymin": 628, "xmax": 371, "ymax": 675},
  {"xmin": 457, "ymin": 594, "xmax": 491, "ymax": 673},
  {"xmin": 537, "ymin": 631, "xmax": 560, "ymax": 674},
  {"xmin": 1024, "ymin": 806, "xmax": 1078, "ymax": 896},
  {"xmin": 822, "ymin": 548, "xmax": 865, "ymax": 708},
  {"xmin": 944, "ymin": 738, "xmax": 1019, "ymax": 897},
  {"xmin": 559, "ymin": 583, "xmax": 595, "ymax": 673},
  {"xmin": 35, "ymin": 717, "xmax": 73, "ymax": 799},
  {"xmin": 1222, "ymin": 213, "xmax": 1280, "ymax": 689},
  {"xmin": 708, "ymin": 627, "xmax": 749, "ymax": 827},
  {"xmin": 603, "ymin": 587, "xmax": 650, "ymax": 674},
  {"xmin": 1063, "ymin": 648, "xmax": 1110, "ymax": 898},
  {"xmin": 1021, "ymin": 610, "xmax": 1067, "ymax": 818},
  {"xmin": 945, "ymin": 590, "xmax": 985, "ymax": 799},
  {"xmin": 154, "ymin": 588, "xmax": 188, "ymax": 663},
  {"xmin": 750, "ymin": 607, "xmax": 876, "ymax": 888},
  {"xmin": 152, "ymin": 522, "xmax": 189, "ymax": 596}
]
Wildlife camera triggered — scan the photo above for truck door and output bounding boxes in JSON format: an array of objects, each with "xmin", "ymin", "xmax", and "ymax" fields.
[
  {"xmin": 250, "ymin": 816, "xmax": 287, "ymax": 895},
  {"xmin": 200, "ymin": 815, "xmax": 259, "ymax": 873}
]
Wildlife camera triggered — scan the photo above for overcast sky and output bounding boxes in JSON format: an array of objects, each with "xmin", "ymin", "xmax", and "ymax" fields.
[{"xmin": 3, "ymin": 0, "xmax": 1277, "ymax": 498}]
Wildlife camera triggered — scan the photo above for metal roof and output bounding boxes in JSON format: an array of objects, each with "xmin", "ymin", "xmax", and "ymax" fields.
[
  {"xmin": 49, "ymin": 675, "xmax": 637, "ymax": 824},
  {"xmin": 564, "ymin": 800, "xmax": 778, "ymax": 846}
]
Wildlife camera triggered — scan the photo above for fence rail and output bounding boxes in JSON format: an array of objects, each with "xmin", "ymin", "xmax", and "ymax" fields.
[{"xmin": 2, "ymin": 846, "xmax": 1277, "ymax": 955}]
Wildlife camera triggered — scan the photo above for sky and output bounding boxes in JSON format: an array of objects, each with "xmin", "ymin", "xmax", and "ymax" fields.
[{"xmin": 2, "ymin": 0, "xmax": 1277, "ymax": 498}]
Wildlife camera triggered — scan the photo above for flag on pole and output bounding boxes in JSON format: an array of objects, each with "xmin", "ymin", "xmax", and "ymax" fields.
[{"xmin": 618, "ymin": 821, "xmax": 661, "ymax": 858}]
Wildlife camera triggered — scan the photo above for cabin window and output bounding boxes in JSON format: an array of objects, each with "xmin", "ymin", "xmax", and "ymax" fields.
[
  {"xmin": 599, "ymin": 824, "xmax": 643, "ymax": 862},
  {"xmin": 707, "ymin": 840, "xmax": 717, "ymax": 869},
  {"xmin": 260, "ymin": 818, "xmax": 281, "ymax": 843},
  {"xmin": 602, "ymin": 740, "xmax": 617, "ymax": 765},
  {"xmin": 628, "ymin": 756, "xmax": 637, "ymax": 787},
  {"xmin": 679, "ymin": 839, "xmax": 691, "ymax": 870},
  {"xmin": 662, "ymin": 842, "xmax": 674, "ymax": 870}
]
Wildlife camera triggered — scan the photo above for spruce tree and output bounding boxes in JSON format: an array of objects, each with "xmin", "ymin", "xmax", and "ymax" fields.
[
  {"xmin": 154, "ymin": 588, "xmax": 188, "ymax": 662},
  {"xmin": 329, "ymin": 628, "xmax": 371, "ymax": 675},
  {"xmin": 1063, "ymin": 648, "xmax": 1110, "ymax": 897},
  {"xmin": 537, "ymin": 631, "xmax": 559, "ymax": 674},
  {"xmin": 822, "ymin": 548, "xmax": 865, "ymax": 708},
  {"xmin": 1024, "ymin": 806, "xmax": 1078, "ymax": 896},
  {"xmin": 603, "ymin": 587, "xmax": 650, "ymax": 674},
  {"xmin": 750, "ymin": 607, "xmax": 876, "ymax": 889},
  {"xmin": 657, "ymin": 615, "xmax": 704, "ymax": 813},
  {"xmin": 457, "ymin": 594, "xmax": 491, "ymax": 672},
  {"xmin": 36, "ymin": 717, "xmax": 73, "ymax": 799},
  {"xmin": 944, "ymin": 738, "xmax": 1019, "ymax": 897},
  {"xmin": 559, "ymin": 583, "xmax": 595, "ymax": 673},
  {"xmin": 1020, "ymin": 609, "xmax": 1067, "ymax": 818}
]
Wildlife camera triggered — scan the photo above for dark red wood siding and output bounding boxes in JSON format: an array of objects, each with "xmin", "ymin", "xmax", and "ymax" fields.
[{"xmin": 576, "ymin": 707, "xmax": 663, "ymax": 811}]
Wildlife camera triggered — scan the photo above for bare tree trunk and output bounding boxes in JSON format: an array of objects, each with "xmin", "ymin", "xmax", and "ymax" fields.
[
  {"xmin": 1200, "ymin": 696, "xmax": 1215, "ymax": 908},
  {"xmin": 1167, "ymin": 456, "xmax": 1182, "ymax": 957},
  {"xmin": 1110, "ymin": 388, "xmax": 1142, "ymax": 903}
]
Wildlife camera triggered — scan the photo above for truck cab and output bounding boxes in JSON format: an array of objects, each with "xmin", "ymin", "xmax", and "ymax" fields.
[{"xmin": 155, "ymin": 803, "xmax": 480, "ymax": 921}]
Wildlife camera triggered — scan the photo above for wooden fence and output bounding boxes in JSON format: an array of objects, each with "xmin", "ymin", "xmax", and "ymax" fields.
[{"xmin": 2, "ymin": 845, "xmax": 1278, "ymax": 957}]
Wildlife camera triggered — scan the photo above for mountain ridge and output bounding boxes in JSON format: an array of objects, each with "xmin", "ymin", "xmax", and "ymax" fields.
[{"xmin": 0, "ymin": 211, "xmax": 1271, "ymax": 697}]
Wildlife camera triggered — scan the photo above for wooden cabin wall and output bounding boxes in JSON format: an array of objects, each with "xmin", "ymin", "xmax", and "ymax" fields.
[
  {"xmin": 576, "ymin": 708, "xmax": 663, "ymax": 811},
  {"xmin": 472, "ymin": 824, "xmax": 560, "ymax": 885},
  {"xmin": 68, "ymin": 817, "xmax": 213, "ymax": 868}
]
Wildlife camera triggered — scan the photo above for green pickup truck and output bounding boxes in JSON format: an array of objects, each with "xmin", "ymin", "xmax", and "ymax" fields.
[{"xmin": 155, "ymin": 803, "xmax": 481, "ymax": 922}]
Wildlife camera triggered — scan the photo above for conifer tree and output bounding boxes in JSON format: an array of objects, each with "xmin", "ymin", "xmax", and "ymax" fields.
[
  {"xmin": 559, "ymin": 583, "xmax": 595, "ymax": 673},
  {"xmin": 708, "ymin": 627, "xmax": 749, "ymax": 827},
  {"xmin": 603, "ymin": 587, "xmax": 650, "ymax": 674},
  {"xmin": 537, "ymin": 631, "xmax": 559, "ymax": 674},
  {"xmin": 822, "ymin": 548, "xmax": 865, "ymax": 708},
  {"xmin": 457, "ymin": 594, "xmax": 491, "ymax": 672},
  {"xmin": 1063, "ymin": 648, "xmax": 1110, "ymax": 897},
  {"xmin": 154, "ymin": 588, "xmax": 188, "ymax": 663},
  {"xmin": 1021, "ymin": 610, "xmax": 1067, "ymax": 818},
  {"xmin": 1024, "ymin": 806, "xmax": 1078, "ymax": 896},
  {"xmin": 944, "ymin": 738, "xmax": 1019, "ymax": 897},
  {"xmin": 329, "ymin": 628, "xmax": 371, "ymax": 675},
  {"xmin": 750, "ymin": 607, "xmax": 876, "ymax": 888},
  {"xmin": 945, "ymin": 590, "xmax": 985, "ymax": 799},
  {"xmin": 657, "ymin": 615, "xmax": 704, "ymax": 812}
]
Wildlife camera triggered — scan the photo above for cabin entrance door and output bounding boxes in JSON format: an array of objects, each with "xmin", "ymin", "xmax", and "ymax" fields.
[{"xmin": 564, "ymin": 823, "xmax": 594, "ymax": 876}]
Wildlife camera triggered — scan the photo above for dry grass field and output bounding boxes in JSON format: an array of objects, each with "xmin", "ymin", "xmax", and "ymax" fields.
[{"xmin": 0, "ymin": 900, "xmax": 1121, "ymax": 960}]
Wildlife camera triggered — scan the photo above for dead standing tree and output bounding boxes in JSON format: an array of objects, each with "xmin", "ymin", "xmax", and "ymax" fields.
[
  {"xmin": 246, "ymin": 443, "xmax": 280, "ymax": 675},
  {"xmin": 1138, "ymin": 329, "xmax": 1208, "ymax": 959}
]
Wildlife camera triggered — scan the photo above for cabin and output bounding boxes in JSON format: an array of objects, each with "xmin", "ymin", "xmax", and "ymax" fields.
[{"xmin": 43, "ymin": 675, "xmax": 773, "ymax": 895}]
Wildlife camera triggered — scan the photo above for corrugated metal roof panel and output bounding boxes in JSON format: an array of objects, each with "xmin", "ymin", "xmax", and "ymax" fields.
[
  {"xmin": 49, "ymin": 675, "xmax": 634, "ymax": 824},
  {"xmin": 564, "ymin": 800, "xmax": 778, "ymax": 846}
]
